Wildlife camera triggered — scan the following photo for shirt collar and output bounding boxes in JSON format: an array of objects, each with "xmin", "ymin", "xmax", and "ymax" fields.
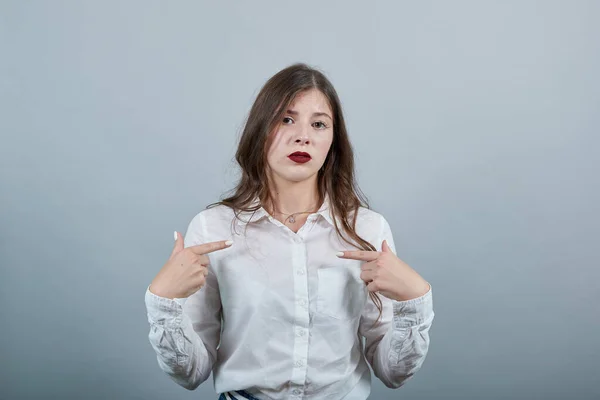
[{"xmin": 235, "ymin": 193, "xmax": 335, "ymax": 227}]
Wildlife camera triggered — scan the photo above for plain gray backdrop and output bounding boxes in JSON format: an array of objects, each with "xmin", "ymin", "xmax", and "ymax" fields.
[{"xmin": 1, "ymin": 1, "xmax": 598, "ymax": 399}]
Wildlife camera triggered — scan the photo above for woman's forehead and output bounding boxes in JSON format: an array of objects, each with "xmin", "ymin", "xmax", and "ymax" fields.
[{"xmin": 288, "ymin": 89, "xmax": 332, "ymax": 113}]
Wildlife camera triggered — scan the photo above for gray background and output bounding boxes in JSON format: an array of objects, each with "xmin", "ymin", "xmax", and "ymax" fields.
[{"xmin": 1, "ymin": 1, "xmax": 598, "ymax": 399}]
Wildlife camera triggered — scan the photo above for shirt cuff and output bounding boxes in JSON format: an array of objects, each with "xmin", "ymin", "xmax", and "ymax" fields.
[
  {"xmin": 392, "ymin": 285, "xmax": 433, "ymax": 329},
  {"xmin": 145, "ymin": 285, "xmax": 185, "ymax": 329},
  {"xmin": 174, "ymin": 297, "xmax": 188, "ymax": 307}
]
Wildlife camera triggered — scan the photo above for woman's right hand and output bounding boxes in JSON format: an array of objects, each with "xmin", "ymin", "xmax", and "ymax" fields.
[{"xmin": 149, "ymin": 231, "xmax": 233, "ymax": 299}]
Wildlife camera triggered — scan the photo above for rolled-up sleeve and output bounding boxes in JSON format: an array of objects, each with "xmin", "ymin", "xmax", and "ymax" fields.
[
  {"xmin": 358, "ymin": 216, "xmax": 435, "ymax": 388},
  {"xmin": 144, "ymin": 212, "xmax": 222, "ymax": 390}
]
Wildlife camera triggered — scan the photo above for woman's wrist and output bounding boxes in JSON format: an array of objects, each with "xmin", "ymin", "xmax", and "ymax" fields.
[{"xmin": 149, "ymin": 282, "xmax": 176, "ymax": 299}]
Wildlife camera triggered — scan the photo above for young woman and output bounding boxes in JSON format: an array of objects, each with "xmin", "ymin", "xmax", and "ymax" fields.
[{"xmin": 145, "ymin": 63, "xmax": 434, "ymax": 400}]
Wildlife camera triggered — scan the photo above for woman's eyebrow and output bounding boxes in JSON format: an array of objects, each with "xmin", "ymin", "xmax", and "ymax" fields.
[{"xmin": 286, "ymin": 109, "xmax": 332, "ymax": 121}]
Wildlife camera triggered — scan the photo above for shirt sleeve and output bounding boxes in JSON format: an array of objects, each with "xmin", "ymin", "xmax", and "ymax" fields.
[
  {"xmin": 358, "ymin": 215, "xmax": 434, "ymax": 388},
  {"xmin": 144, "ymin": 212, "xmax": 222, "ymax": 390}
]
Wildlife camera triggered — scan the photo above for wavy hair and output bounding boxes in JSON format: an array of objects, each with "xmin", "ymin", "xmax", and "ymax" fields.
[{"xmin": 207, "ymin": 63, "xmax": 383, "ymax": 323}]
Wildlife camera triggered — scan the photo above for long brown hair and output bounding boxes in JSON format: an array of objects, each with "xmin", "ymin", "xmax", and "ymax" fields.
[{"xmin": 207, "ymin": 63, "xmax": 383, "ymax": 323}]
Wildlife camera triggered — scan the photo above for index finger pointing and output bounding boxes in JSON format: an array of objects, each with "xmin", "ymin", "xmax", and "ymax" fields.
[
  {"xmin": 189, "ymin": 240, "xmax": 233, "ymax": 255},
  {"xmin": 336, "ymin": 250, "xmax": 380, "ymax": 261}
]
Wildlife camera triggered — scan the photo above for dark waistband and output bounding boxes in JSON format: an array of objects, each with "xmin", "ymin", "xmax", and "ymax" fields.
[{"xmin": 218, "ymin": 389, "xmax": 261, "ymax": 400}]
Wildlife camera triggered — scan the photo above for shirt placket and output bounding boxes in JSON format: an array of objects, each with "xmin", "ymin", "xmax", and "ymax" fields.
[{"xmin": 290, "ymin": 233, "xmax": 309, "ymax": 398}]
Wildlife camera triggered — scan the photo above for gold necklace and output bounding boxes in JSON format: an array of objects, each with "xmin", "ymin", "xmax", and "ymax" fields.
[{"xmin": 273, "ymin": 209, "xmax": 315, "ymax": 224}]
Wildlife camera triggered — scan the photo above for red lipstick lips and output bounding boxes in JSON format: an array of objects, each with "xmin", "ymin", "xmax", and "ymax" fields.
[{"xmin": 288, "ymin": 151, "xmax": 311, "ymax": 164}]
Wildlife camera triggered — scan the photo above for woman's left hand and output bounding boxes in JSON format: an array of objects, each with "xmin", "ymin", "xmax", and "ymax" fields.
[{"xmin": 337, "ymin": 240, "xmax": 430, "ymax": 301}]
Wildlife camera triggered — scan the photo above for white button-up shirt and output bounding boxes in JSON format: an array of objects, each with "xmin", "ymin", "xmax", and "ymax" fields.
[{"xmin": 145, "ymin": 194, "xmax": 434, "ymax": 399}]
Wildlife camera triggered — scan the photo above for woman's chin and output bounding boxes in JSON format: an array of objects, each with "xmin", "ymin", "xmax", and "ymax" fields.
[
  {"xmin": 268, "ymin": 165, "xmax": 319, "ymax": 185},
  {"xmin": 280, "ymin": 171, "xmax": 317, "ymax": 184}
]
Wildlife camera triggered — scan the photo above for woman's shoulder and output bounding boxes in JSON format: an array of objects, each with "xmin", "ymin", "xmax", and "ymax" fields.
[
  {"xmin": 355, "ymin": 205, "xmax": 387, "ymax": 223},
  {"xmin": 192, "ymin": 203, "xmax": 236, "ymax": 224},
  {"xmin": 183, "ymin": 203, "xmax": 239, "ymax": 241},
  {"xmin": 351, "ymin": 205, "xmax": 389, "ymax": 234},
  {"xmin": 182, "ymin": 203, "xmax": 232, "ymax": 231}
]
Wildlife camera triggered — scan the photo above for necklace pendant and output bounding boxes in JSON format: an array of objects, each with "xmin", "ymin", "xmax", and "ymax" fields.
[{"xmin": 289, "ymin": 215, "xmax": 296, "ymax": 223}]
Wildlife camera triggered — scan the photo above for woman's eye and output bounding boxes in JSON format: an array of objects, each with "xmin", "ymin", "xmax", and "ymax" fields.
[{"xmin": 282, "ymin": 117, "xmax": 328, "ymax": 129}]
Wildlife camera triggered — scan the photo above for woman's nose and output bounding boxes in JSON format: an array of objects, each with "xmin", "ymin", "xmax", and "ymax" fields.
[{"xmin": 294, "ymin": 124, "xmax": 310, "ymax": 144}]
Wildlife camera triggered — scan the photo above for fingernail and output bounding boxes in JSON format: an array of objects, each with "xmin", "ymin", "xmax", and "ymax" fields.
[
  {"xmin": 225, "ymin": 240, "xmax": 234, "ymax": 246},
  {"xmin": 336, "ymin": 251, "xmax": 344, "ymax": 257},
  {"xmin": 174, "ymin": 231, "xmax": 177, "ymax": 241}
]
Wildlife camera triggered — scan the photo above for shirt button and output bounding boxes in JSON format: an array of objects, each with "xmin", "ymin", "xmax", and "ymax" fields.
[
  {"xmin": 297, "ymin": 269, "xmax": 305, "ymax": 275},
  {"xmin": 296, "ymin": 328, "xmax": 305, "ymax": 337},
  {"xmin": 292, "ymin": 389, "xmax": 301, "ymax": 395},
  {"xmin": 298, "ymin": 299, "xmax": 307, "ymax": 307},
  {"xmin": 295, "ymin": 360, "xmax": 304, "ymax": 367},
  {"xmin": 294, "ymin": 237, "xmax": 302, "ymax": 243}
]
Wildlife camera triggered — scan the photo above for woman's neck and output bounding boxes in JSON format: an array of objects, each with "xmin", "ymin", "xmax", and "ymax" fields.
[{"xmin": 268, "ymin": 177, "xmax": 321, "ymax": 217}]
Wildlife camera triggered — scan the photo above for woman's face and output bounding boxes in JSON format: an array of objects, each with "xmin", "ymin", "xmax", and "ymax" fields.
[{"xmin": 266, "ymin": 89, "xmax": 334, "ymax": 185}]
